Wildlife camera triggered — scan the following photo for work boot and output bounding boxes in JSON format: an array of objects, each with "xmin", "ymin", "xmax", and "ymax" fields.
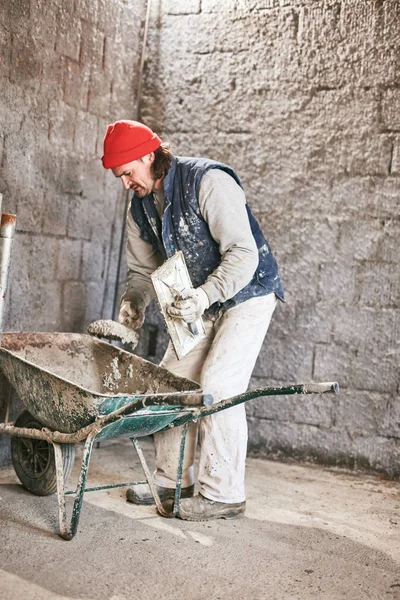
[
  {"xmin": 126, "ymin": 483, "xmax": 194, "ymax": 505},
  {"xmin": 177, "ymin": 493, "xmax": 246, "ymax": 521}
]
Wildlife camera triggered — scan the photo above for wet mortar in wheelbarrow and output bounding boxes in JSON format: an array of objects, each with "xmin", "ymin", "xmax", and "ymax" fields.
[{"xmin": 0, "ymin": 331, "xmax": 339, "ymax": 540}]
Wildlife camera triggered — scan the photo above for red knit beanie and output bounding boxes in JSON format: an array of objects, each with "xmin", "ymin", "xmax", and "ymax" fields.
[{"xmin": 101, "ymin": 120, "xmax": 162, "ymax": 169}]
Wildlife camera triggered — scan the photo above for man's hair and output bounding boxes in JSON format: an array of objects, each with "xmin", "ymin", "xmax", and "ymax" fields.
[{"xmin": 152, "ymin": 142, "xmax": 172, "ymax": 180}]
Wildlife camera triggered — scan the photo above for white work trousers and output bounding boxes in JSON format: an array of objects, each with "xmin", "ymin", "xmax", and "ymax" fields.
[{"xmin": 153, "ymin": 293, "xmax": 277, "ymax": 503}]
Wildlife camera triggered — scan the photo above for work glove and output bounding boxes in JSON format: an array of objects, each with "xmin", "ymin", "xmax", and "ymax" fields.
[
  {"xmin": 118, "ymin": 300, "xmax": 145, "ymax": 331},
  {"xmin": 167, "ymin": 288, "xmax": 209, "ymax": 323}
]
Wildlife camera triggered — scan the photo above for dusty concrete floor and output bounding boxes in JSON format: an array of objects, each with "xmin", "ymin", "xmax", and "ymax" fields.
[{"xmin": 0, "ymin": 436, "xmax": 399, "ymax": 600}]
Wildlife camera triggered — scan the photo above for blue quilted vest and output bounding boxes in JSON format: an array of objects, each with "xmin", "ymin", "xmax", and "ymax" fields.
[{"xmin": 130, "ymin": 155, "xmax": 284, "ymax": 315}]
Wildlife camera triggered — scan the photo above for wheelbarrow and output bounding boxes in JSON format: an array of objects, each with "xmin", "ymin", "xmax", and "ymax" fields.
[{"xmin": 0, "ymin": 331, "xmax": 339, "ymax": 540}]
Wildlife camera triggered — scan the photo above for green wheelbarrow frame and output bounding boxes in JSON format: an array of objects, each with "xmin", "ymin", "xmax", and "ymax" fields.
[{"xmin": 0, "ymin": 332, "xmax": 339, "ymax": 541}]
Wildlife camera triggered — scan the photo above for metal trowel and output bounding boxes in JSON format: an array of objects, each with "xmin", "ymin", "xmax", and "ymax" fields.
[
  {"xmin": 151, "ymin": 251, "xmax": 206, "ymax": 360},
  {"xmin": 87, "ymin": 319, "xmax": 139, "ymax": 349}
]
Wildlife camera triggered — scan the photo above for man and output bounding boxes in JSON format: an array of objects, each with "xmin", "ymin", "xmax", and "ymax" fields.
[{"xmin": 101, "ymin": 120, "xmax": 284, "ymax": 521}]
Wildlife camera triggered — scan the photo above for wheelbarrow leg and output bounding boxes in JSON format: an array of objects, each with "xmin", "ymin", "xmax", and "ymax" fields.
[
  {"xmin": 54, "ymin": 432, "xmax": 96, "ymax": 540},
  {"xmin": 173, "ymin": 421, "xmax": 189, "ymax": 517},
  {"xmin": 131, "ymin": 437, "xmax": 172, "ymax": 518},
  {"xmin": 130, "ymin": 422, "xmax": 190, "ymax": 518}
]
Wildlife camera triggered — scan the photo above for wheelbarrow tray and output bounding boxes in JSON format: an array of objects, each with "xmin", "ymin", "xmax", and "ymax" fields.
[{"xmin": 0, "ymin": 332, "xmax": 201, "ymax": 434}]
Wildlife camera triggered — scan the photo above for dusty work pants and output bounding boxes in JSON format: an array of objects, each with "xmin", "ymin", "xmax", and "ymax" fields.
[{"xmin": 154, "ymin": 293, "xmax": 277, "ymax": 503}]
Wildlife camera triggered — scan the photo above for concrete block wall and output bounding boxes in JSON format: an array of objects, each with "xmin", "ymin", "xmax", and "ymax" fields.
[
  {"xmin": 141, "ymin": 0, "xmax": 400, "ymax": 475},
  {"xmin": 0, "ymin": 0, "xmax": 147, "ymax": 465}
]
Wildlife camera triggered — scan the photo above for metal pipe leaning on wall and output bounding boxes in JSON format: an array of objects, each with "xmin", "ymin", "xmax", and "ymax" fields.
[{"xmin": 0, "ymin": 193, "xmax": 17, "ymax": 342}]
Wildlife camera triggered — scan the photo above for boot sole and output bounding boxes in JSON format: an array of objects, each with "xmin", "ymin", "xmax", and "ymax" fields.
[
  {"xmin": 177, "ymin": 510, "xmax": 245, "ymax": 522},
  {"xmin": 126, "ymin": 487, "xmax": 194, "ymax": 506}
]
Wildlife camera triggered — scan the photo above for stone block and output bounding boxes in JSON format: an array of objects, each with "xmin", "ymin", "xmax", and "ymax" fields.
[
  {"xmin": 59, "ymin": 155, "xmax": 85, "ymax": 196},
  {"xmin": 337, "ymin": 219, "xmax": 383, "ymax": 263},
  {"xmin": 272, "ymin": 217, "xmax": 339, "ymax": 268},
  {"xmin": 335, "ymin": 389, "xmax": 398, "ymax": 438},
  {"xmin": 55, "ymin": 8, "xmax": 82, "ymax": 62},
  {"xmin": 8, "ymin": 279, "xmax": 62, "ymax": 331},
  {"xmin": 48, "ymin": 100, "xmax": 77, "ymax": 151},
  {"xmin": 9, "ymin": 233, "xmax": 59, "ymax": 288},
  {"xmin": 347, "ymin": 3, "xmax": 400, "ymax": 88},
  {"xmin": 87, "ymin": 65, "xmax": 112, "ymax": 117},
  {"xmin": 391, "ymin": 136, "xmax": 400, "ymax": 175},
  {"xmin": 381, "ymin": 88, "xmax": 400, "ymax": 131},
  {"xmin": 97, "ymin": 116, "xmax": 111, "ymax": 157},
  {"xmin": 67, "ymin": 195, "xmax": 93, "ymax": 241},
  {"xmin": 246, "ymin": 377, "xmax": 296, "ymax": 421},
  {"xmin": 350, "ymin": 435, "xmax": 400, "ymax": 477},
  {"xmin": 9, "ymin": 32, "xmax": 42, "ymax": 90},
  {"xmin": 294, "ymin": 301, "xmax": 334, "ymax": 345},
  {"xmin": 276, "ymin": 258, "xmax": 320, "ymax": 306},
  {"xmin": 247, "ymin": 419, "xmax": 349, "ymax": 463},
  {"xmin": 110, "ymin": 66, "xmax": 137, "ymax": 119},
  {"xmin": 314, "ymin": 343, "xmax": 352, "ymax": 389},
  {"xmin": 30, "ymin": 0, "xmax": 58, "ymax": 47},
  {"xmin": 357, "ymin": 262, "xmax": 399, "ymax": 308},
  {"xmin": 61, "ymin": 281, "xmax": 87, "ymax": 332},
  {"xmin": 13, "ymin": 186, "xmax": 44, "ymax": 235},
  {"xmin": 42, "ymin": 194, "xmax": 69, "ymax": 236},
  {"xmin": 287, "ymin": 180, "xmax": 332, "ymax": 221},
  {"xmin": 201, "ymin": 0, "xmax": 232, "ymax": 11},
  {"xmin": 318, "ymin": 262, "xmax": 357, "ymax": 305},
  {"xmin": 63, "ymin": 58, "xmax": 90, "ymax": 111},
  {"xmin": 0, "ymin": 0, "xmax": 30, "ymax": 35},
  {"xmin": 164, "ymin": 0, "xmax": 201, "ymax": 14},
  {"xmin": 248, "ymin": 417, "xmax": 400, "ymax": 475},
  {"xmin": 331, "ymin": 306, "xmax": 399, "ymax": 355},
  {"xmin": 80, "ymin": 157, "xmax": 107, "ymax": 203},
  {"xmin": 82, "ymin": 240, "xmax": 107, "ymax": 281},
  {"xmin": 292, "ymin": 394, "xmax": 334, "ymax": 429},
  {"xmin": 0, "ymin": 27, "xmax": 11, "ymax": 79},
  {"xmin": 304, "ymin": 87, "xmax": 379, "ymax": 139},
  {"xmin": 57, "ymin": 238, "xmax": 82, "ymax": 280},
  {"xmin": 349, "ymin": 349, "xmax": 398, "ymax": 394},
  {"xmin": 85, "ymin": 280, "xmax": 107, "ymax": 324},
  {"xmin": 384, "ymin": 395, "xmax": 400, "ymax": 439},
  {"xmin": 256, "ymin": 335, "xmax": 314, "ymax": 383},
  {"xmin": 329, "ymin": 177, "xmax": 373, "ymax": 220},
  {"xmin": 342, "ymin": 135, "xmax": 392, "ymax": 177},
  {"xmin": 74, "ymin": 111, "xmax": 98, "ymax": 158},
  {"xmin": 75, "ymin": 0, "xmax": 99, "ymax": 24},
  {"xmin": 377, "ymin": 219, "xmax": 400, "ymax": 263},
  {"xmin": 2, "ymin": 126, "xmax": 47, "ymax": 195},
  {"xmin": 97, "ymin": 0, "xmax": 119, "ymax": 37},
  {"xmin": 315, "ymin": 340, "xmax": 398, "ymax": 394},
  {"xmin": 367, "ymin": 177, "xmax": 400, "ymax": 220},
  {"xmin": 80, "ymin": 23, "xmax": 104, "ymax": 67},
  {"xmin": 40, "ymin": 56, "xmax": 64, "ymax": 102},
  {"xmin": 115, "ymin": 1, "xmax": 145, "ymax": 50}
]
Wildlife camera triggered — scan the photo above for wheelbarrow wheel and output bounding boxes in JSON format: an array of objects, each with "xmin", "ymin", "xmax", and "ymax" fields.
[{"xmin": 11, "ymin": 410, "xmax": 76, "ymax": 496}]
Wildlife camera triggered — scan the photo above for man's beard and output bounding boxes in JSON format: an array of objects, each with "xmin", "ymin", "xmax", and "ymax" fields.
[{"xmin": 131, "ymin": 180, "xmax": 155, "ymax": 197}]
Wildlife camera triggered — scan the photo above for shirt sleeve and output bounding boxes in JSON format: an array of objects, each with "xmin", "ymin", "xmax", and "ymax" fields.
[
  {"xmin": 197, "ymin": 169, "xmax": 259, "ymax": 305},
  {"xmin": 121, "ymin": 208, "xmax": 163, "ymax": 311}
]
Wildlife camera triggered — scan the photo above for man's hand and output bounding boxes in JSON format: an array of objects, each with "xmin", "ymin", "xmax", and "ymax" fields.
[
  {"xmin": 118, "ymin": 300, "xmax": 145, "ymax": 331},
  {"xmin": 167, "ymin": 288, "xmax": 209, "ymax": 323}
]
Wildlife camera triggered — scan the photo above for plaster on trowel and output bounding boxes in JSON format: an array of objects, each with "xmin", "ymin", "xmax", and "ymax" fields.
[
  {"xmin": 87, "ymin": 319, "xmax": 139, "ymax": 349},
  {"xmin": 151, "ymin": 251, "xmax": 206, "ymax": 360}
]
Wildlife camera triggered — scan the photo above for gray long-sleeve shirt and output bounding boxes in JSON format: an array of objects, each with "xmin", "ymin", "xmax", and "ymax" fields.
[{"xmin": 122, "ymin": 169, "xmax": 259, "ymax": 311}]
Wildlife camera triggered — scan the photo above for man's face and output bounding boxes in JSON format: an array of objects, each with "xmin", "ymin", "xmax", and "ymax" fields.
[{"xmin": 112, "ymin": 153, "xmax": 155, "ymax": 197}]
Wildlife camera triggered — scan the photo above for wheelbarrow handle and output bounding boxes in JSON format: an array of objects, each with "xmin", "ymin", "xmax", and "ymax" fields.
[
  {"xmin": 161, "ymin": 382, "xmax": 339, "ymax": 431},
  {"xmin": 200, "ymin": 381, "xmax": 339, "ymax": 414}
]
